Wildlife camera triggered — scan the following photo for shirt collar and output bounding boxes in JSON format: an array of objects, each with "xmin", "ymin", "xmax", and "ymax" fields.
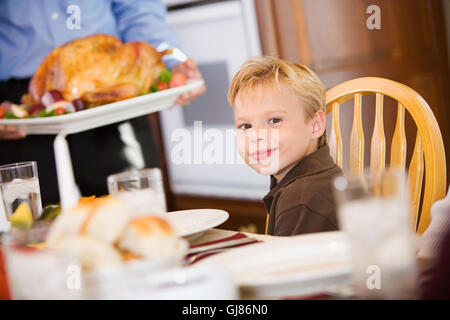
[{"xmin": 264, "ymin": 144, "xmax": 335, "ymax": 201}]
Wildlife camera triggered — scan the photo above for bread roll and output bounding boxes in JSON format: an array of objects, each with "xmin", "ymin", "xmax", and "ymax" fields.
[
  {"xmin": 46, "ymin": 197, "xmax": 131, "ymax": 248},
  {"xmin": 118, "ymin": 216, "xmax": 180, "ymax": 258},
  {"xmin": 52, "ymin": 235, "xmax": 122, "ymax": 270},
  {"xmin": 81, "ymin": 197, "xmax": 130, "ymax": 244},
  {"xmin": 46, "ymin": 203, "xmax": 90, "ymax": 248}
]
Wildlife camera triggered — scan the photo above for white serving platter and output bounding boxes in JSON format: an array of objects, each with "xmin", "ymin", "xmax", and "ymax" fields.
[{"xmin": 0, "ymin": 79, "xmax": 204, "ymax": 135}]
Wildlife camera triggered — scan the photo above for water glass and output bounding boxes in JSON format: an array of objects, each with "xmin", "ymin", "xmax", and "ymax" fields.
[
  {"xmin": 0, "ymin": 162, "xmax": 42, "ymax": 224},
  {"xmin": 332, "ymin": 169, "xmax": 419, "ymax": 299},
  {"xmin": 1, "ymin": 223, "xmax": 81, "ymax": 299},
  {"xmin": 107, "ymin": 168, "xmax": 167, "ymax": 217}
]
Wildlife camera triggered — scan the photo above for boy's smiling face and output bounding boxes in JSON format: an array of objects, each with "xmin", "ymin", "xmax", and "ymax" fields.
[{"xmin": 233, "ymin": 82, "xmax": 321, "ymax": 181}]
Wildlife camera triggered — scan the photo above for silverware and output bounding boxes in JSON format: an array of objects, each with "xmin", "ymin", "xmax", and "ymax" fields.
[{"xmin": 187, "ymin": 237, "xmax": 258, "ymax": 255}]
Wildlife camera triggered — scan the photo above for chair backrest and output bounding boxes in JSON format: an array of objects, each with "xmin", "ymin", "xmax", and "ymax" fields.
[{"xmin": 326, "ymin": 77, "xmax": 446, "ymax": 234}]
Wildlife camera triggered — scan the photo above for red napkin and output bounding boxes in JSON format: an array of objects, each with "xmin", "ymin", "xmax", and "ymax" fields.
[
  {"xmin": 186, "ymin": 232, "xmax": 260, "ymax": 265},
  {"xmin": 189, "ymin": 232, "xmax": 249, "ymax": 248}
]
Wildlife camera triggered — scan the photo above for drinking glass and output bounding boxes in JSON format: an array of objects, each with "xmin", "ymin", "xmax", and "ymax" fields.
[
  {"xmin": 332, "ymin": 169, "xmax": 419, "ymax": 299},
  {"xmin": 1, "ymin": 223, "xmax": 81, "ymax": 299},
  {"xmin": 0, "ymin": 162, "xmax": 43, "ymax": 223},
  {"xmin": 107, "ymin": 168, "xmax": 167, "ymax": 217}
]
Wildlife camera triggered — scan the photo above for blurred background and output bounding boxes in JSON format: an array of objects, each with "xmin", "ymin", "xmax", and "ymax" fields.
[{"xmin": 150, "ymin": 0, "xmax": 450, "ymax": 233}]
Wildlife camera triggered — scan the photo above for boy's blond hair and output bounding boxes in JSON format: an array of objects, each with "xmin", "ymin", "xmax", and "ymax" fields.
[{"xmin": 227, "ymin": 56, "xmax": 327, "ymax": 148}]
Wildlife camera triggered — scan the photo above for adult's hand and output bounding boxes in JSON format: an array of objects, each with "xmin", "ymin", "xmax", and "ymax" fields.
[
  {"xmin": 171, "ymin": 58, "xmax": 206, "ymax": 106},
  {"xmin": 0, "ymin": 125, "xmax": 27, "ymax": 140}
]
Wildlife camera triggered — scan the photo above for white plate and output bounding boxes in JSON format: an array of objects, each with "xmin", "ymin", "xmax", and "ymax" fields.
[
  {"xmin": 165, "ymin": 209, "xmax": 229, "ymax": 238},
  {"xmin": 0, "ymin": 79, "xmax": 204, "ymax": 135},
  {"xmin": 197, "ymin": 231, "xmax": 353, "ymax": 298}
]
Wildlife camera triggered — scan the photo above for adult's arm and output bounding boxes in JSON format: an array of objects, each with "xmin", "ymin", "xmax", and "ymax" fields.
[{"xmin": 112, "ymin": 0, "xmax": 184, "ymax": 69}]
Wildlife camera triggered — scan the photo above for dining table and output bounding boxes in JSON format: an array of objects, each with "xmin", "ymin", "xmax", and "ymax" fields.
[
  {"xmin": 0, "ymin": 225, "xmax": 438, "ymax": 300},
  {"xmin": 182, "ymin": 228, "xmax": 355, "ymax": 300},
  {"xmin": 181, "ymin": 228, "xmax": 438, "ymax": 300}
]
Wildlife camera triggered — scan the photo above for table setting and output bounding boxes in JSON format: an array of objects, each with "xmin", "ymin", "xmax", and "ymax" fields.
[
  {"xmin": 0, "ymin": 155, "xmax": 435, "ymax": 301},
  {"xmin": 0, "ymin": 158, "xmax": 434, "ymax": 301}
]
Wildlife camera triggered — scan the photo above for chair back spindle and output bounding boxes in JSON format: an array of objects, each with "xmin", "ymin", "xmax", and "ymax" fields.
[
  {"xmin": 390, "ymin": 103, "xmax": 407, "ymax": 169},
  {"xmin": 370, "ymin": 93, "xmax": 386, "ymax": 173},
  {"xmin": 329, "ymin": 102, "xmax": 343, "ymax": 168},
  {"xmin": 350, "ymin": 93, "xmax": 365, "ymax": 178},
  {"xmin": 408, "ymin": 134, "xmax": 424, "ymax": 231}
]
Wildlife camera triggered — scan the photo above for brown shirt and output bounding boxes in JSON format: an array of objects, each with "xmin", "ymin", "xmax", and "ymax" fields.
[{"xmin": 263, "ymin": 144, "xmax": 343, "ymax": 236}]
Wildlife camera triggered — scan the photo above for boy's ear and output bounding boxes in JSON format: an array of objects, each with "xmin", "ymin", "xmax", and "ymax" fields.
[
  {"xmin": 312, "ymin": 110, "xmax": 326, "ymax": 138},
  {"xmin": 313, "ymin": 122, "xmax": 320, "ymax": 132}
]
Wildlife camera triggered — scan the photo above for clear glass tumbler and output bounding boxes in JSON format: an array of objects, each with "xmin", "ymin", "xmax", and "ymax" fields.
[
  {"xmin": 0, "ymin": 162, "xmax": 43, "ymax": 221},
  {"xmin": 107, "ymin": 168, "xmax": 167, "ymax": 217},
  {"xmin": 1, "ymin": 223, "xmax": 81, "ymax": 299},
  {"xmin": 332, "ymin": 169, "xmax": 419, "ymax": 299}
]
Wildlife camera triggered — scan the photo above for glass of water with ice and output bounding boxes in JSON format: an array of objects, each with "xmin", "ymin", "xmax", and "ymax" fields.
[
  {"xmin": 107, "ymin": 168, "xmax": 167, "ymax": 217},
  {"xmin": 332, "ymin": 169, "xmax": 419, "ymax": 299},
  {"xmin": 0, "ymin": 161, "xmax": 43, "ymax": 222}
]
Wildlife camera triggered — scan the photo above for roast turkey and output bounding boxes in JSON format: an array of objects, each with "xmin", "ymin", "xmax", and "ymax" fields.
[{"xmin": 23, "ymin": 34, "xmax": 170, "ymax": 107}]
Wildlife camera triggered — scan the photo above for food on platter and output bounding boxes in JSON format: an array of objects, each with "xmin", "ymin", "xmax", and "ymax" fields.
[
  {"xmin": 45, "ymin": 197, "xmax": 186, "ymax": 270},
  {"xmin": 25, "ymin": 34, "xmax": 167, "ymax": 106},
  {"xmin": 0, "ymin": 34, "xmax": 187, "ymax": 120}
]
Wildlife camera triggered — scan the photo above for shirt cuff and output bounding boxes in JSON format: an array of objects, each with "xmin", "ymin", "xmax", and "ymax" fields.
[{"xmin": 157, "ymin": 43, "xmax": 188, "ymax": 69}]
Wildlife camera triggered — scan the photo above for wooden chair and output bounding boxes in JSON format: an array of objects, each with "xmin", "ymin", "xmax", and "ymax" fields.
[{"xmin": 326, "ymin": 77, "xmax": 447, "ymax": 235}]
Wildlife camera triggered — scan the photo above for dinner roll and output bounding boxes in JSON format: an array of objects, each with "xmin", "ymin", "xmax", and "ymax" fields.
[
  {"xmin": 46, "ymin": 197, "xmax": 131, "ymax": 248},
  {"xmin": 118, "ymin": 216, "xmax": 180, "ymax": 258},
  {"xmin": 52, "ymin": 235, "xmax": 122, "ymax": 270},
  {"xmin": 81, "ymin": 197, "xmax": 131, "ymax": 244},
  {"xmin": 46, "ymin": 203, "xmax": 91, "ymax": 248}
]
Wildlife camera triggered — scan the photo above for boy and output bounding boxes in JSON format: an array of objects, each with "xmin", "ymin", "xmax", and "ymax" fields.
[{"xmin": 228, "ymin": 56, "xmax": 342, "ymax": 236}]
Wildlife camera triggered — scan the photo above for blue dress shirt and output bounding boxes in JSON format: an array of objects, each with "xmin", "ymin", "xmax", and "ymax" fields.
[{"xmin": 0, "ymin": 0, "xmax": 183, "ymax": 81}]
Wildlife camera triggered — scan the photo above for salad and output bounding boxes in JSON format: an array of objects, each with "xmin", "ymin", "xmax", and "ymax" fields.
[{"xmin": 0, "ymin": 69, "xmax": 186, "ymax": 120}]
